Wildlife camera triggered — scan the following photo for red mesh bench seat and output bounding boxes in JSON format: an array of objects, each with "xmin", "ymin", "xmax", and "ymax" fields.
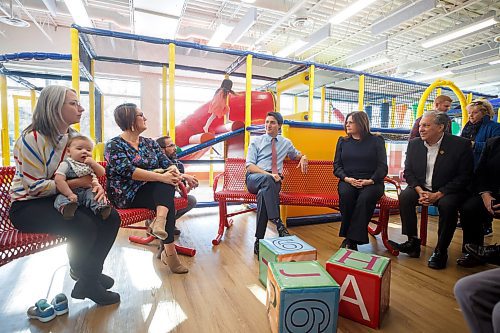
[{"xmin": 213, "ymin": 158, "xmax": 401, "ymax": 255}]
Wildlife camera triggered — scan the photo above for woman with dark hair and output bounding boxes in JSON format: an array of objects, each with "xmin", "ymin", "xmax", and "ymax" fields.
[
  {"xmin": 105, "ymin": 103, "xmax": 188, "ymax": 274},
  {"xmin": 333, "ymin": 111, "xmax": 388, "ymax": 250},
  {"xmin": 9, "ymin": 85, "xmax": 121, "ymax": 305},
  {"xmin": 203, "ymin": 78, "xmax": 236, "ymax": 133}
]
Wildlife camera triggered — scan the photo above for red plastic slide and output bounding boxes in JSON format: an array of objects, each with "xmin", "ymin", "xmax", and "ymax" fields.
[{"xmin": 174, "ymin": 91, "xmax": 275, "ymax": 148}]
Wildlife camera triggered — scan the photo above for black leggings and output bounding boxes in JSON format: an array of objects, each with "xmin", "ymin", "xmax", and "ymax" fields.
[
  {"xmin": 9, "ymin": 196, "xmax": 120, "ymax": 280},
  {"xmin": 129, "ymin": 182, "xmax": 176, "ymax": 244}
]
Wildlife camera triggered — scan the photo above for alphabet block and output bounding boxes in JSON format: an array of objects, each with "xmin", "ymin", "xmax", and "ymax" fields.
[
  {"xmin": 259, "ymin": 235, "xmax": 317, "ymax": 285},
  {"xmin": 325, "ymin": 249, "xmax": 391, "ymax": 329},
  {"xmin": 267, "ymin": 261, "xmax": 340, "ymax": 333}
]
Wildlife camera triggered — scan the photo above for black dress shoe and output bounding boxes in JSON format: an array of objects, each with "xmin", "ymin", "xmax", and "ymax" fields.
[
  {"xmin": 254, "ymin": 239, "xmax": 260, "ymax": 257},
  {"xmin": 465, "ymin": 243, "xmax": 500, "ymax": 265},
  {"xmin": 428, "ymin": 250, "xmax": 448, "ymax": 269},
  {"xmin": 71, "ymin": 279, "xmax": 120, "ymax": 305},
  {"xmin": 70, "ymin": 269, "xmax": 115, "ymax": 289},
  {"xmin": 388, "ymin": 239, "xmax": 421, "ymax": 258},
  {"xmin": 456, "ymin": 253, "xmax": 483, "ymax": 268},
  {"xmin": 340, "ymin": 238, "xmax": 358, "ymax": 251},
  {"xmin": 276, "ymin": 223, "xmax": 290, "ymax": 237}
]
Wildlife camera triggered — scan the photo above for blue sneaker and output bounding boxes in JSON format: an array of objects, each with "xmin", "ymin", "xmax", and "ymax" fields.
[
  {"xmin": 27, "ymin": 299, "xmax": 56, "ymax": 323},
  {"xmin": 51, "ymin": 293, "xmax": 69, "ymax": 315}
]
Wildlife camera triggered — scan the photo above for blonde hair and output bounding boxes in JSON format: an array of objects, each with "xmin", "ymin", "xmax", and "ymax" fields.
[
  {"xmin": 467, "ymin": 99, "xmax": 494, "ymax": 118},
  {"xmin": 23, "ymin": 85, "xmax": 77, "ymax": 146}
]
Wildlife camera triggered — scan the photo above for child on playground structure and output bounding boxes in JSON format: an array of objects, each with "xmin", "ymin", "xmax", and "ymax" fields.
[
  {"xmin": 54, "ymin": 134, "xmax": 111, "ymax": 220},
  {"xmin": 203, "ymin": 78, "xmax": 236, "ymax": 133}
]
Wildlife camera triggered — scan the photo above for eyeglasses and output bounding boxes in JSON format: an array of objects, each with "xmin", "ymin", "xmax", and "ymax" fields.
[
  {"xmin": 136, "ymin": 112, "xmax": 145, "ymax": 118},
  {"xmin": 165, "ymin": 143, "xmax": 176, "ymax": 148},
  {"xmin": 64, "ymin": 100, "xmax": 81, "ymax": 107}
]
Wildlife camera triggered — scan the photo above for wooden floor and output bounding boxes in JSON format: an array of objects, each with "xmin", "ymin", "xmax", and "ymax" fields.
[{"xmin": 0, "ymin": 203, "xmax": 498, "ymax": 333}]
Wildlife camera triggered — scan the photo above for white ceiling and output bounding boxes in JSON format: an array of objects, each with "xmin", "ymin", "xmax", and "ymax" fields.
[{"xmin": 0, "ymin": 0, "xmax": 499, "ymax": 96}]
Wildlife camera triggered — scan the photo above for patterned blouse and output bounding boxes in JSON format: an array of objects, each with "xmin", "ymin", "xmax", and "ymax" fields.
[{"xmin": 104, "ymin": 136, "xmax": 172, "ymax": 208}]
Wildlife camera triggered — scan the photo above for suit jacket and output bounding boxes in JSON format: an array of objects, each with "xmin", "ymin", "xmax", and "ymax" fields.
[
  {"xmin": 475, "ymin": 136, "xmax": 500, "ymax": 195},
  {"xmin": 404, "ymin": 133, "xmax": 473, "ymax": 194}
]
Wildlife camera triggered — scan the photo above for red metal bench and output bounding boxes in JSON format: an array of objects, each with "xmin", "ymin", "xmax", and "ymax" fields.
[
  {"xmin": 0, "ymin": 163, "xmax": 194, "ymax": 267},
  {"xmin": 213, "ymin": 158, "xmax": 401, "ymax": 255}
]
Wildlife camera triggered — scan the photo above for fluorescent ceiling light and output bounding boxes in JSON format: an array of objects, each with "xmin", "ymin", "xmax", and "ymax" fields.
[
  {"xmin": 275, "ymin": 39, "xmax": 307, "ymax": 58},
  {"xmin": 241, "ymin": 0, "xmax": 256, "ymax": 3},
  {"xmin": 63, "ymin": 0, "xmax": 92, "ymax": 27},
  {"xmin": 134, "ymin": 9, "xmax": 179, "ymax": 39},
  {"xmin": 422, "ymin": 12, "xmax": 499, "ymax": 48},
  {"xmin": 329, "ymin": 0, "xmax": 378, "ymax": 25},
  {"xmin": 226, "ymin": 7, "xmax": 257, "ymax": 45},
  {"xmin": 295, "ymin": 23, "xmax": 331, "ymax": 55},
  {"xmin": 351, "ymin": 57, "xmax": 389, "ymax": 71},
  {"xmin": 345, "ymin": 37, "xmax": 387, "ymax": 65},
  {"xmin": 371, "ymin": 0, "xmax": 437, "ymax": 35},
  {"xmin": 208, "ymin": 23, "xmax": 234, "ymax": 47},
  {"xmin": 489, "ymin": 59, "xmax": 500, "ymax": 65},
  {"xmin": 463, "ymin": 81, "xmax": 500, "ymax": 90},
  {"xmin": 413, "ymin": 71, "xmax": 453, "ymax": 81}
]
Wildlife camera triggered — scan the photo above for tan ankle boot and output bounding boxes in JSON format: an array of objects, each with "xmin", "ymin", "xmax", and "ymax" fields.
[
  {"xmin": 161, "ymin": 251, "xmax": 189, "ymax": 274},
  {"xmin": 148, "ymin": 216, "xmax": 167, "ymax": 240}
]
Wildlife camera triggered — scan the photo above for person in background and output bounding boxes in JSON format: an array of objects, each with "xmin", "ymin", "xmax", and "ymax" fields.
[
  {"xmin": 105, "ymin": 103, "xmax": 188, "ymax": 274},
  {"xmin": 389, "ymin": 111, "xmax": 473, "ymax": 269},
  {"xmin": 203, "ymin": 79, "xmax": 236, "ymax": 133},
  {"xmin": 9, "ymin": 85, "xmax": 121, "ymax": 305},
  {"xmin": 156, "ymin": 135, "xmax": 199, "ymax": 235},
  {"xmin": 333, "ymin": 111, "xmax": 388, "ymax": 250},
  {"xmin": 409, "ymin": 95, "xmax": 452, "ymax": 140},
  {"xmin": 245, "ymin": 112, "xmax": 308, "ymax": 256}
]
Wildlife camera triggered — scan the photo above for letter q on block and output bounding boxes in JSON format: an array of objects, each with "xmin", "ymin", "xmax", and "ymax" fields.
[{"xmin": 325, "ymin": 249, "xmax": 391, "ymax": 329}]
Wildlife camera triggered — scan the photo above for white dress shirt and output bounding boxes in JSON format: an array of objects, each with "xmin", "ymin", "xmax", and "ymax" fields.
[{"xmin": 423, "ymin": 134, "xmax": 444, "ymax": 190}]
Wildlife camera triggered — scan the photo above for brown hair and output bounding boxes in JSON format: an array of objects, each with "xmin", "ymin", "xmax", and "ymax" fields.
[
  {"xmin": 156, "ymin": 136, "xmax": 171, "ymax": 148},
  {"xmin": 67, "ymin": 134, "xmax": 93, "ymax": 148},
  {"xmin": 434, "ymin": 95, "xmax": 452, "ymax": 104},
  {"xmin": 114, "ymin": 103, "xmax": 138, "ymax": 131},
  {"xmin": 344, "ymin": 111, "xmax": 371, "ymax": 139}
]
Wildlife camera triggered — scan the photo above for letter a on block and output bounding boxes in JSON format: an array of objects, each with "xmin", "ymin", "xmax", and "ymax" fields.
[{"xmin": 340, "ymin": 274, "xmax": 370, "ymax": 321}]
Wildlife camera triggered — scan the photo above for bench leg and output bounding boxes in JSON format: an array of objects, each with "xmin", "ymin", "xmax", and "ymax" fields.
[
  {"xmin": 420, "ymin": 207, "xmax": 428, "ymax": 246},
  {"xmin": 377, "ymin": 208, "xmax": 400, "ymax": 256},
  {"xmin": 213, "ymin": 200, "xmax": 228, "ymax": 245}
]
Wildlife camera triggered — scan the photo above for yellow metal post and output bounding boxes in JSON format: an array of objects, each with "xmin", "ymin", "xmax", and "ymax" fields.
[
  {"xmin": 162, "ymin": 65, "xmax": 167, "ymax": 135},
  {"xmin": 100, "ymin": 94, "xmax": 105, "ymax": 140},
  {"xmin": 244, "ymin": 54, "xmax": 252, "ymax": 157},
  {"xmin": 293, "ymin": 95, "xmax": 298, "ymax": 114},
  {"xmin": 168, "ymin": 44, "xmax": 176, "ymax": 142},
  {"xmin": 320, "ymin": 86, "xmax": 326, "ymax": 123},
  {"xmin": 209, "ymin": 147, "xmax": 214, "ymax": 187},
  {"xmin": 89, "ymin": 59, "xmax": 95, "ymax": 141},
  {"xmin": 436, "ymin": 88, "xmax": 442, "ymax": 96},
  {"xmin": 358, "ymin": 74, "xmax": 365, "ymax": 111},
  {"xmin": 71, "ymin": 28, "xmax": 80, "ymax": 132},
  {"xmin": 466, "ymin": 92, "xmax": 473, "ymax": 104},
  {"xmin": 276, "ymin": 91, "xmax": 281, "ymax": 112},
  {"xmin": 30, "ymin": 89, "xmax": 36, "ymax": 111},
  {"xmin": 1, "ymin": 74, "xmax": 9, "ymax": 166},
  {"xmin": 276, "ymin": 72, "xmax": 309, "ymax": 92},
  {"xmin": 308, "ymin": 65, "xmax": 315, "ymax": 121},
  {"xmin": 14, "ymin": 97, "xmax": 19, "ymax": 141}
]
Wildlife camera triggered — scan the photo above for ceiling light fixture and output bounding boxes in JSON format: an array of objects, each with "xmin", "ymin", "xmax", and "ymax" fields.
[
  {"xmin": 463, "ymin": 81, "xmax": 500, "ymax": 90},
  {"xmin": 226, "ymin": 7, "xmax": 257, "ymax": 45},
  {"xmin": 345, "ymin": 37, "xmax": 388, "ymax": 65},
  {"xmin": 422, "ymin": 11, "xmax": 499, "ymax": 48},
  {"xmin": 371, "ymin": 0, "xmax": 437, "ymax": 35},
  {"xmin": 208, "ymin": 23, "xmax": 234, "ymax": 47},
  {"xmin": 275, "ymin": 39, "xmax": 307, "ymax": 58},
  {"xmin": 351, "ymin": 57, "xmax": 389, "ymax": 71},
  {"xmin": 489, "ymin": 59, "xmax": 500, "ymax": 65},
  {"xmin": 329, "ymin": 0, "xmax": 378, "ymax": 25},
  {"xmin": 413, "ymin": 71, "xmax": 453, "ymax": 81},
  {"xmin": 63, "ymin": 0, "xmax": 92, "ymax": 27},
  {"xmin": 295, "ymin": 23, "xmax": 331, "ymax": 55}
]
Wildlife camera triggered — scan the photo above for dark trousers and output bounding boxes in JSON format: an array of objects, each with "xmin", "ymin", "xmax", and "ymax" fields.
[
  {"xmin": 129, "ymin": 182, "xmax": 176, "ymax": 244},
  {"xmin": 460, "ymin": 194, "xmax": 491, "ymax": 252},
  {"xmin": 338, "ymin": 181, "xmax": 384, "ymax": 244},
  {"xmin": 399, "ymin": 187, "xmax": 468, "ymax": 252},
  {"xmin": 10, "ymin": 196, "xmax": 120, "ymax": 280},
  {"xmin": 175, "ymin": 195, "xmax": 197, "ymax": 220},
  {"xmin": 454, "ymin": 267, "xmax": 500, "ymax": 333},
  {"xmin": 246, "ymin": 173, "xmax": 281, "ymax": 239}
]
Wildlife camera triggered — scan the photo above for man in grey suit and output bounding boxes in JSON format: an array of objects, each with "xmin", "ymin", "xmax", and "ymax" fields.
[
  {"xmin": 389, "ymin": 110, "xmax": 473, "ymax": 269},
  {"xmin": 246, "ymin": 112, "xmax": 308, "ymax": 256}
]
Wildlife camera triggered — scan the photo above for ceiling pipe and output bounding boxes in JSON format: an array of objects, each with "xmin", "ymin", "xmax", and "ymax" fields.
[{"xmin": 13, "ymin": 0, "xmax": 52, "ymax": 42}]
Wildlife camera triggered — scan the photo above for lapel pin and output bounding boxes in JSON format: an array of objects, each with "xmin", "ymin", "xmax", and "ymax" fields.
[{"xmin": 439, "ymin": 150, "xmax": 444, "ymax": 155}]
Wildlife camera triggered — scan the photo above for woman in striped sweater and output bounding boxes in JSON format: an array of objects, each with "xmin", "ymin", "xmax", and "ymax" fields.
[{"xmin": 9, "ymin": 85, "xmax": 121, "ymax": 306}]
